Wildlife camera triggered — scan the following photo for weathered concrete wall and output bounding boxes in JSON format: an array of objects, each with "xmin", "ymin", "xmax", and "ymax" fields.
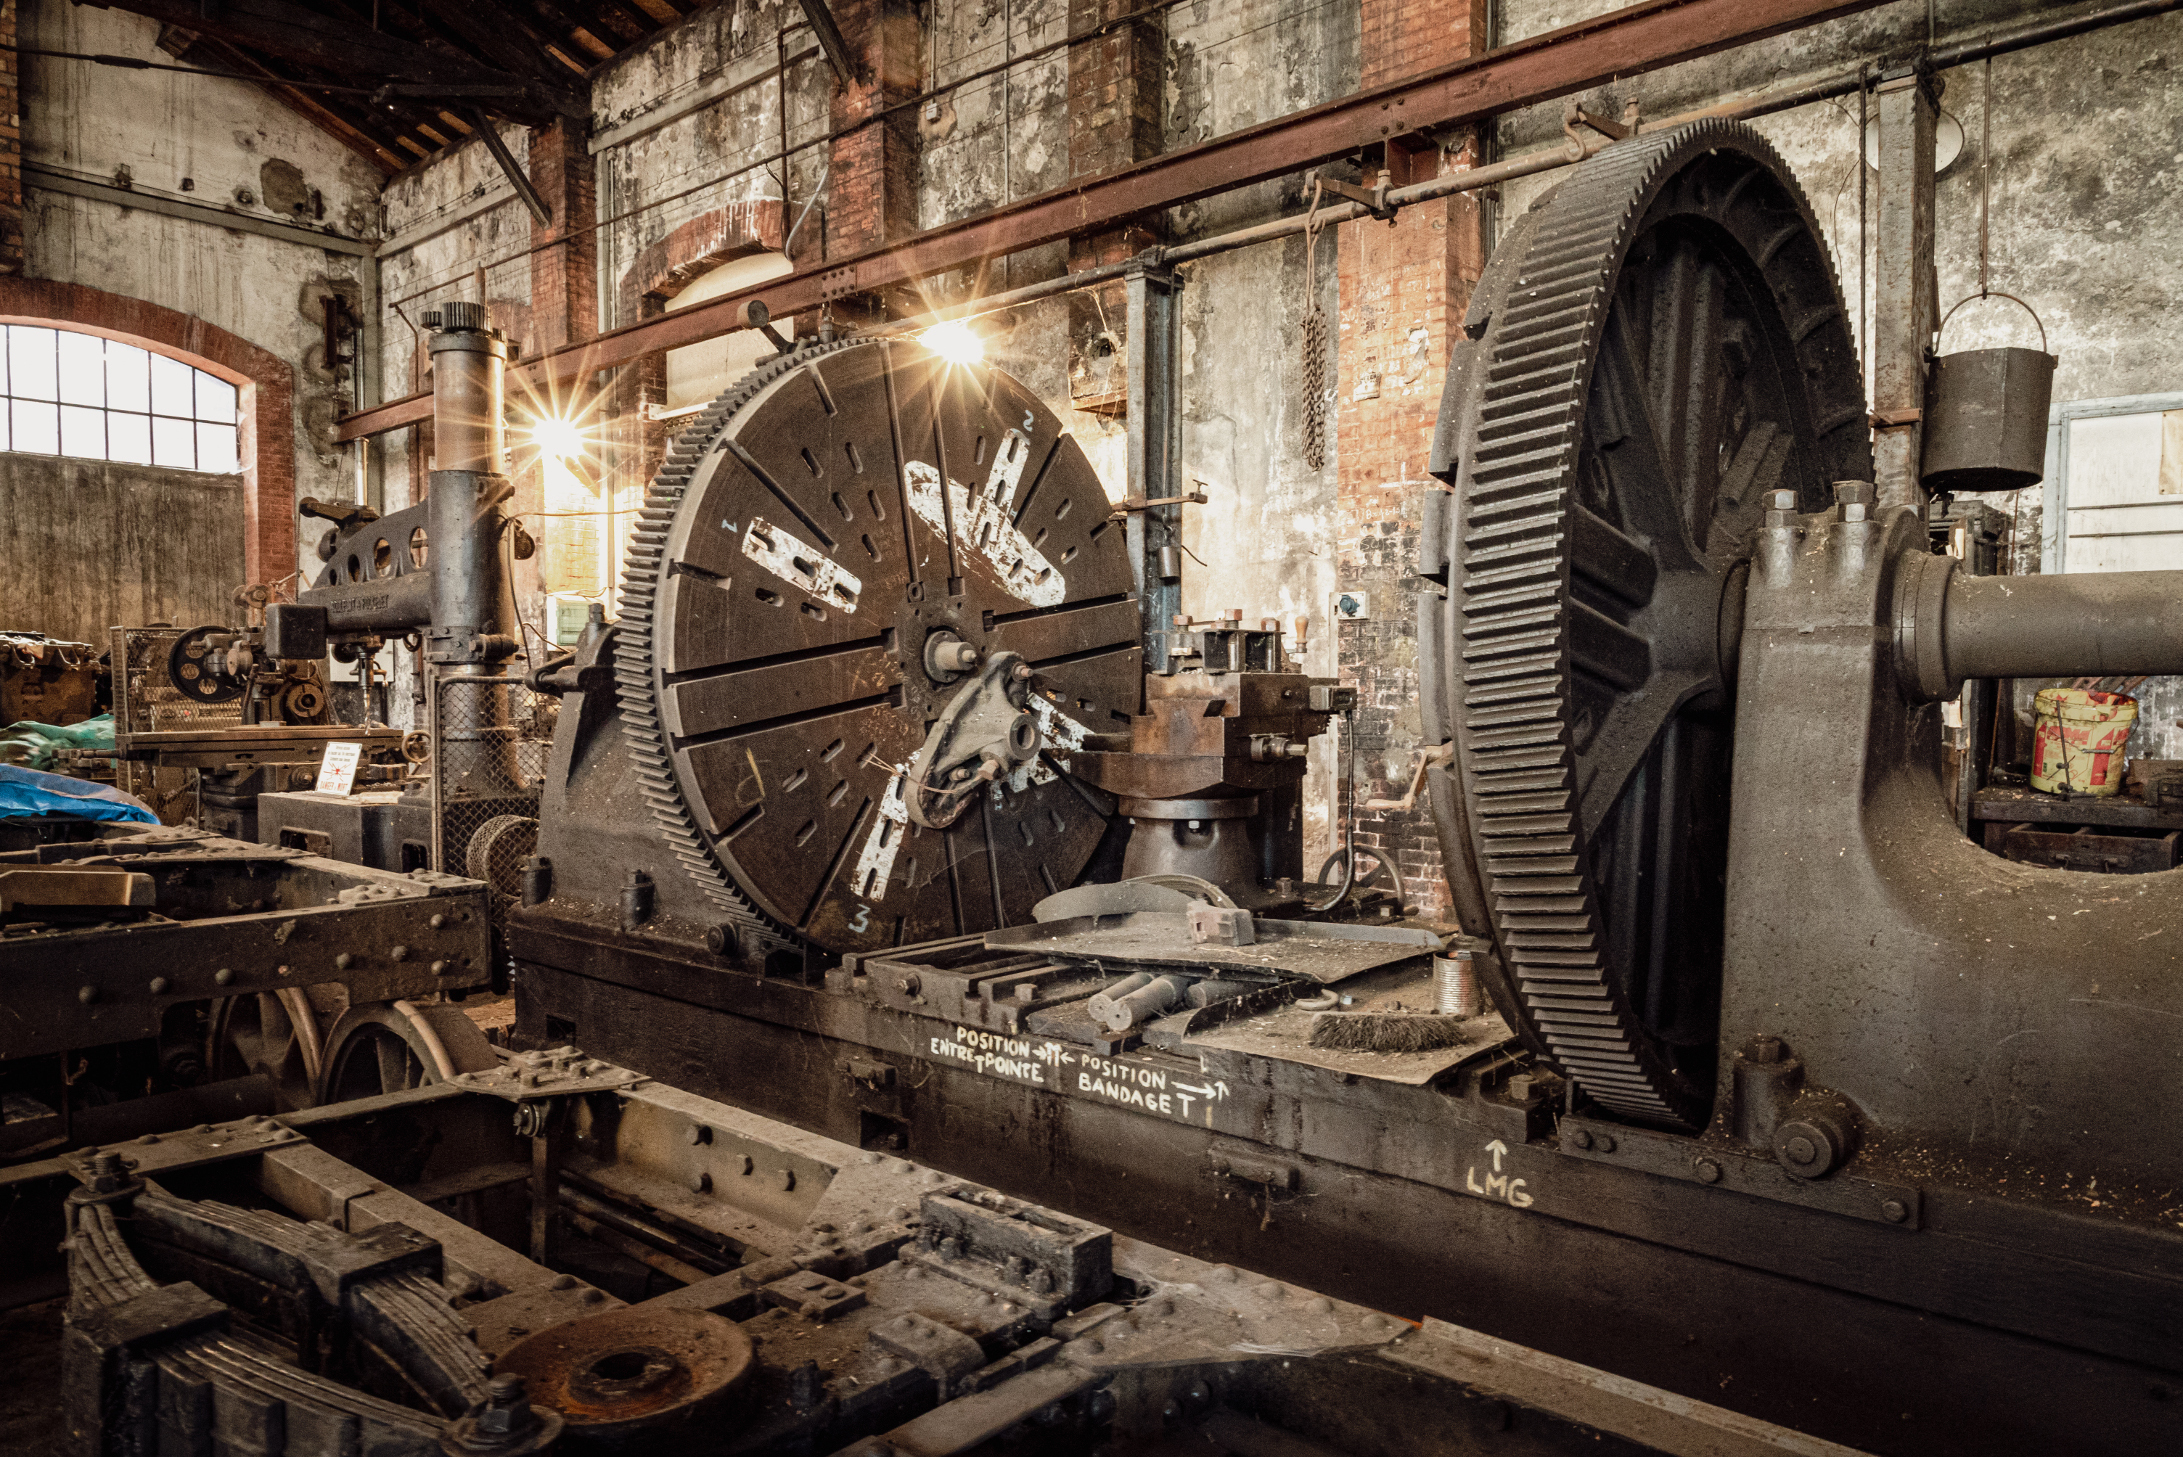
[
  {"xmin": 0, "ymin": 455, "xmax": 243, "ymax": 643},
  {"xmin": 21, "ymin": 3, "xmax": 378, "ymax": 575}
]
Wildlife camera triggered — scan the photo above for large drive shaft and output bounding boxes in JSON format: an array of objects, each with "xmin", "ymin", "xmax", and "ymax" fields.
[{"xmin": 1897, "ymin": 553, "xmax": 2183, "ymax": 699}]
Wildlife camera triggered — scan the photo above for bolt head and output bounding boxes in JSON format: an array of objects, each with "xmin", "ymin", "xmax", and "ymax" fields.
[
  {"xmin": 1596, "ymin": 1134, "xmax": 1617, "ymax": 1153},
  {"xmin": 1765, "ymin": 488, "xmax": 1797, "ymax": 511},
  {"xmin": 1693, "ymin": 1157, "xmax": 1722, "ymax": 1184},
  {"xmin": 691, "ymin": 1171, "xmax": 712, "ymax": 1194},
  {"xmin": 1784, "ymin": 1135, "xmax": 1819, "ymax": 1165},
  {"xmin": 1748, "ymin": 1035, "xmax": 1785, "ymax": 1065},
  {"xmin": 1881, "ymin": 1199, "xmax": 1910, "ymax": 1223},
  {"xmin": 1568, "ymin": 1128, "xmax": 1594, "ymax": 1151}
]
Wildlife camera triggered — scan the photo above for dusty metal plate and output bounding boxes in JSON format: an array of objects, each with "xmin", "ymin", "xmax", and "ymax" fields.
[
  {"xmin": 620, "ymin": 339, "xmax": 1138, "ymax": 953},
  {"xmin": 495, "ymin": 1305, "xmax": 756, "ymax": 1438},
  {"xmin": 985, "ymin": 912, "xmax": 1444, "ymax": 983}
]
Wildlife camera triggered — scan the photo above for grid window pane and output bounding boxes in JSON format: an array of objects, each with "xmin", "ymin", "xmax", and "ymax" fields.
[
  {"xmin": 12, "ymin": 398, "xmax": 58, "ymax": 454},
  {"xmin": 107, "ymin": 412, "xmax": 151, "ymax": 465},
  {"xmin": 151, "ymin": 414, "xmax": 195, "ymax": 469},
  {"xmin": 9, "ymin": 327, "xmax": 57, "ymax": 402},
  {"xmin": 106, "ymin": 344, "xmax": 150, "ymax": 413},
  {"xmin": 149, "ymin": 353, "xmax": 193, "ymax": 417},
  {"xmin": 195, "ymin": 372, "xmax": 238, "ymax": 425},
  {"xmin": 57, "ymin": 332, "xmax": 104, "ymax": 407},
  {"xmin": 5, "ymin": 328, "xmax": 240, "ymax": 474},
  {"xmin": 196, "ymin": 422, "xmax": 238, "ymax": 474},
  {"xmin": 59, "ymin": 405, "xmax": 105, "ymax": 459}
]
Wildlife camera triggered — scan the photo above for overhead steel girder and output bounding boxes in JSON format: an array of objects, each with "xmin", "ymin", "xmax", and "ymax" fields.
[
  {"xmin": 98, "ymin": 0, "xmax": 585, "ymax": 124},
  {"xmin": 336, "ymin": 0, "xmax": 1892, "ymax": 442}
]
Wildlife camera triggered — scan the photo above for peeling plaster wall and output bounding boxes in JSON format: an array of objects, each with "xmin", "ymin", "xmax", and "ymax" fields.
[
  {"xmin": 21, "ymin": 3, "xmax": 378, "ymax": 579},
  {"xmin": 1492, "ymin": 0, "xmax": 2183, "ymax": 757}
]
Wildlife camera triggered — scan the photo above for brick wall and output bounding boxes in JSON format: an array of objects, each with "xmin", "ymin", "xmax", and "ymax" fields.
[
  {"xmin": 1333, "ymin": 0, "xmax": 1488, "ymax": 919},
  {"xmin": 0, "ymin": 0, "xmax": 21, "ymax": 275},
  {"xmin": 527, "ymin": 118, "xmax": 598, "ymax": 354},
  {"xmin": 1064, "ymin": 0, "xmax": 1164, "ymax": 410},
  {"xmin": 827, "ymin": 0, "xmax": 922, "ymax": 259}
]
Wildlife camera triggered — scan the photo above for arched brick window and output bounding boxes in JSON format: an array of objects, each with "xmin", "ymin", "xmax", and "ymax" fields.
[{"xmin": 0, "ymin": 278, "xmax": 296, "ymax": 583}]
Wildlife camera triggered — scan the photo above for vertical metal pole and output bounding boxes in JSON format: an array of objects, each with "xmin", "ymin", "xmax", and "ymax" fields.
[
  {"xmin": 1124, "ymin": 261, "xmax": 1182, "ymax": 673},
  {"xmin": 1871, "ymin": 69, "xmax": 1939, "ymax": 511},
  {"xmin": 359, "ymin": 250, "xmax": 385, "ymax": 514}
]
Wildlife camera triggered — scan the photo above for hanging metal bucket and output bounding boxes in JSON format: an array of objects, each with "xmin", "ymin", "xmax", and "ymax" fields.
[{"xmin": 1921, "ymin": 293, "xmax": 2056, "ymax": 493}]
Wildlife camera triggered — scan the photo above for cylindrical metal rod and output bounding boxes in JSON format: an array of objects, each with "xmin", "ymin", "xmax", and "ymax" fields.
[
  {"xmin": 1944, "ymin": 569, "xmax": 2183, "ymax": 682},
  {"xmin": 428, "ymin": 301, "xmax": 506, "ymax": 475}
]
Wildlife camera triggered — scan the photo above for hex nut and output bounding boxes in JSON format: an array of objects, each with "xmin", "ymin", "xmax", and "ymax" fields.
[
  {"xmin": 1596, "ymin": 1134, "xmax": 1617, "ymax": 1154},
  {"xmin": 1567, "ymin": 1128, "xmax": 1593, "ymax": 1150}
]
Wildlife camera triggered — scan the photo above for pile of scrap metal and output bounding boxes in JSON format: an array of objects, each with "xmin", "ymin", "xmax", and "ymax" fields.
[{"xmin": 8, "ymin": 1050, "xmax": 1849, "ymax": 1457}]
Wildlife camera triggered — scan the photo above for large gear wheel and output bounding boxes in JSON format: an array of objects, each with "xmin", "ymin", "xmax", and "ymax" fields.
[
  {"xmin": 1424, "ymin": 121, "xmax": 1870, "ymax": 1127},
  {"xmin": 618, "ymin": 337, "xmax": 1139, "ymax": 955}
]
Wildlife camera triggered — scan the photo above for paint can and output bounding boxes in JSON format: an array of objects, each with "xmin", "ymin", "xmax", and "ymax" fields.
[{"xmin": 2030, "ymin": 688, "xmax": 2138, "ymax": 796}]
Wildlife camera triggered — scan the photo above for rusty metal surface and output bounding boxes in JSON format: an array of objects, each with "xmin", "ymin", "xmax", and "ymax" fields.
[
  {"xmin": 495, "ymin": 1305, "xmax": 756, "ymax": 1438},
  {"xmin": 985, "ymin": 911, "xmax": 1443, "ymax": 984},
  {"xmin": 333, "ymin": 0, "xmax": 1896, "ymax": 443}
]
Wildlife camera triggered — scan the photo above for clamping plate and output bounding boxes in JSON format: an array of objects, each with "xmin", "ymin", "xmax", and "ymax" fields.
[{"xmin": 617, "ymin": 338, "xmax": 1140, "ymax": 953}]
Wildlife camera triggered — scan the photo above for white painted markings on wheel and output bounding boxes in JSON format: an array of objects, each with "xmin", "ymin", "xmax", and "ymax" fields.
[
  {"xmin": 904, "ymin": 448, "xmax": 1065, "ymax": 607},
  {"xmin": 742, "ymin": 517, "xmax": 863, "ymax": 613},
  {"xmin": 927, "ymin": 1023, "xmax": 1229, "ymax": 1123},
  {"xmin": 1464, "ymin": 1138, "xmax": 1534, "ymax": 1209}
]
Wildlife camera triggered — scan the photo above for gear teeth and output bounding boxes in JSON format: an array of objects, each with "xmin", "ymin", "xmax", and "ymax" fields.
[
  {"xmin": 612, "ymin": 339, "xmax": 866, "ymax": 935},
  {"xmin": 1436, "ymin": 120, "xmax": 1862, "ymax": 1130}
]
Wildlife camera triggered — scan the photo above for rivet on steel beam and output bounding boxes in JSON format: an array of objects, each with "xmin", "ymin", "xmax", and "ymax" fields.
[
  {"xmin": 430, "ymin": 913, "xmax": 447, "ymax": 929},
  {"xmin": 78, "ymin": 985, "xmax": 99, "ymax": 1005},
  {"xmin": 335, "ymin": 953, "xmax": 354, "ymax": 970},
  {"xmin": 214, "ymin": 968, "xmax": 234, "ymax": 986},
  {"xmin": 148, "ymin": 977, "xmax": 168, "ymax": 994},
  {"xmin": 391, "ymin": 945, "xmax": 410, "ymax": 962}
]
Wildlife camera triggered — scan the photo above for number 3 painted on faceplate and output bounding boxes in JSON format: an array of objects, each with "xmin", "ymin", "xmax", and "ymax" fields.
[{"xmin": 848, "ymin": 903, "xmax": 872, "ymax": 933}]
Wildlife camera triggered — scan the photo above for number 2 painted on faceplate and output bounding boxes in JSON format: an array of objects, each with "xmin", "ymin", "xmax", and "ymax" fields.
[
  {"xmin": 1023, "ymin": 410, "xmax": 1035, "ymax": 434},
  {"xmin": 848, "ymin": 903, "xmax": 872, "ymax": 933}
]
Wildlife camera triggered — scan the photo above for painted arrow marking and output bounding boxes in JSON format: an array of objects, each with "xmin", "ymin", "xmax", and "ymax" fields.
[{"xmin": 1485, "ymin": 1139, "xmax": 1509, "ymax": 1173}]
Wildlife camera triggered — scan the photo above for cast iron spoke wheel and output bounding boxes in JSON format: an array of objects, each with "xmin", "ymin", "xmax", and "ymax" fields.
[
  {"xmin": 206, "ymin": 987, "xmax": 339, "ymax": 1112},
  {"xmin": 314, "ymin": 999, "xmax": 499, "ymax": 1104},
  {"xmin": 1425, "ymin": 121, "xmax": 1870, "ymax": 1127},
  {"xmin": 616, "ymin": 337, "xmax": 1139, "ymax": 955}
]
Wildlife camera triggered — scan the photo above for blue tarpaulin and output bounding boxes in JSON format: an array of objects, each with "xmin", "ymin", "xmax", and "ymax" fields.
[{"xmin": 0, "ymin": 763, "xmax": 158, "ymax": 824}]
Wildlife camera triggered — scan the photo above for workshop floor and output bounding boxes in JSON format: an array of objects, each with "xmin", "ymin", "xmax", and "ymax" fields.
[{"xmin": 0, "ymin": 1298, "xmax": 63, "ymax": 1454}]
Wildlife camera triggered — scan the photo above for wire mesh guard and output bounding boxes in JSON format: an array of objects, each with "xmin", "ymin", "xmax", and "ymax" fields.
[
  {"xmin": 109, "ymin": 627, "xmax": 245, "ymax": 738},
  {"xmin": 427, "ymin": 672, "xmax": 552, "ymax": 873}
]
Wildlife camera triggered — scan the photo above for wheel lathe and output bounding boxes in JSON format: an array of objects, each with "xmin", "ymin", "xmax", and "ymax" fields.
[{"xmin": 499, "ymin": 123, "xmax": 2183, "ymax": 1455}]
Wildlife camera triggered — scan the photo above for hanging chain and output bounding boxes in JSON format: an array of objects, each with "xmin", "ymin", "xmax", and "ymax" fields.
[{"xmin": 1301, "ymin": 179, "xmax": 1329, "ymax": 472}]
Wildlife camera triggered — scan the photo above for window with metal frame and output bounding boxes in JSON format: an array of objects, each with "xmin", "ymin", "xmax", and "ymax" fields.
[{"xmin": 0, "ymin": 324, "xmax": 241, "ymax": 473}]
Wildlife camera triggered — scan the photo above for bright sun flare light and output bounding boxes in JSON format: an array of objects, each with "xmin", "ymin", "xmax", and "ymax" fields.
[
  {"xmin": 920, "ymin": 320, "xmax": 986, "ymax": 367},
  {"xmin": 531, "ymin": 415, "xmax": 588, "ymax": 460}
]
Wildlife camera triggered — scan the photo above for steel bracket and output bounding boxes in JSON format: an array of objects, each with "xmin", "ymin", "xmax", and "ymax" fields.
[{"xmin": 1556, "ymin": 1116, "xmax": 1921, "ymax": 1228}]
